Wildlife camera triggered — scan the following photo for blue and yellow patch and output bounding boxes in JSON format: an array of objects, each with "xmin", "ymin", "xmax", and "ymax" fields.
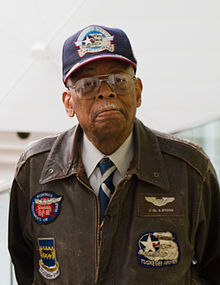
[{"xmin": 38, "ymin": 238, "xmax": 60, "ymax": 279}]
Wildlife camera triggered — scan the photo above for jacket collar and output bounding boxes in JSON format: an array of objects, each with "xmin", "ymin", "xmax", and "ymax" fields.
[
  {"xmin": 39, "ymin": 125, "xmax": 82, "ymax": 184},
  {"xmin": 40, "ymin": 119, "xmax": 170, "ymax": 191},
  {"xmin": 131, "ymin": 119, "xmax": 170, "ymax": 191}
]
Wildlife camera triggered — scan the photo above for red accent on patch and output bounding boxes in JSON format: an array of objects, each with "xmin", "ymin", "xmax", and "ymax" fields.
[{"xmin": 35, "ymin": 198, "xmax": 55, "ymax": 218}]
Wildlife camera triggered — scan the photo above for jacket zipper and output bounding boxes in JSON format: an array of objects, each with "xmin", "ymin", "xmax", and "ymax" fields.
[
  {"xmin": 76, "ymin": 175, "xmax": 101, "ymax": 282},
  {"xmin": 106, "ymin": 174, "xmax": 132, "ymax": 211},
  {"xmin": 77, "ymin": 174, "xmax": 132, "ymax": 284}
]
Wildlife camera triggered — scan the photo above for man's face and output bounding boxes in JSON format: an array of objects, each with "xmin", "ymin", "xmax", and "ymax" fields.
[{"xmin": 62, "ymin": 58, "xmax": 142, "ymax": 144}]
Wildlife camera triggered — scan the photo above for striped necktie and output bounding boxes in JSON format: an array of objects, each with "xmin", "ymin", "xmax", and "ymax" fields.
[{"xmin": 98, "ymin": 158, "xmax": 116, "ymax": 222}]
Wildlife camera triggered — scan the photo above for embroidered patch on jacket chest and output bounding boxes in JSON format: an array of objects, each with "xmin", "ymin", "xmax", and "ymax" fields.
[
  {"xmin": 31, "ymin": 192, "xmax": 63, "ymax": 224},
  {"xmin": 137, "ymin": 193, "xmax": 184, "ymax": 217},
  {"xmin": 137, "ymin": 232, "xmax": 180, "ymax": 267},
  {"xmin": 38, "ymin": 238, "xmax": 60, "ymax": 279}
]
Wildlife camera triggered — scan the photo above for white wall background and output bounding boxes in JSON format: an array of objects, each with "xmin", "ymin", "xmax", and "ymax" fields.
[{"xmin": 0, "ymin": 0, "xmax": 219, "ymax": 134}]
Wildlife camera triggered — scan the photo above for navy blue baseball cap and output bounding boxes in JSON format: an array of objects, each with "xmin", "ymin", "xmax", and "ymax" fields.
[{"xmin": 62, "ymin": 25, "xmax": 137, "ymax": 83}]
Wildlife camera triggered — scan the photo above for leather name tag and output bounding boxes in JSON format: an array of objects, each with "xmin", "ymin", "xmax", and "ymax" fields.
[{"xmin": 137, "ymin": 193, "xmax": 184, "ymax": 217}]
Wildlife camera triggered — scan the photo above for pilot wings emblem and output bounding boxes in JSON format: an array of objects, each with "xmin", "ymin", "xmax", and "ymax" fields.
[
  {"xmin": 35, "ymin": 197, "xmax": 62, "ymax": 205},
  {"xmin": 145, "ymin": 197, "xmax": 175, "ymax": 207}
]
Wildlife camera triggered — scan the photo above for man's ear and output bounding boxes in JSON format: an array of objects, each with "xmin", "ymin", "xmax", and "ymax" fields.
[
  {"xmin": 135, "ymin": 78, "xmax": 142, "ymax": 108},
  {"xmin": 62, "ymin": 91, "xmax": 75, "ymax": 117}
]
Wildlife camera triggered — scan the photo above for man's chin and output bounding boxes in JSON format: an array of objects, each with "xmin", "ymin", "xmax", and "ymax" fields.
[{"xmin": 92, "ymin": 122, "xmax": 125, "ymax": 138}]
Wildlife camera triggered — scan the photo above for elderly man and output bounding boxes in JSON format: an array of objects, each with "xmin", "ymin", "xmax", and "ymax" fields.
[{"xmin": 9, "ymin": 25, "xmax": 220, "ymax": 285}]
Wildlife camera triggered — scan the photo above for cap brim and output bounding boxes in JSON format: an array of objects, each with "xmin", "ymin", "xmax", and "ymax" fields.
[{"xmin": 63, "ymin": 54, "xmax": 136, "ymax": 82}]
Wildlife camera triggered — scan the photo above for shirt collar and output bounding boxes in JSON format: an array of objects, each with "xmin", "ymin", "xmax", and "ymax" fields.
[
  {"xmin": 108, "ymin": 133, "xmax": 133, "ymax": 177},
  {"xmin": 39, "ymin": 120, "xmax": 169, "ymax": 192},
  {"xmin": 81, "ymin": 132, "xmax": 134, "ymax": 178}
]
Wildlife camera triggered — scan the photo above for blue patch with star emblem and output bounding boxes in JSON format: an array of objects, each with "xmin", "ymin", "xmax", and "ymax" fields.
[{"xmin": 137, "ymin": 232, "xmax": 180, "ymax": 267}]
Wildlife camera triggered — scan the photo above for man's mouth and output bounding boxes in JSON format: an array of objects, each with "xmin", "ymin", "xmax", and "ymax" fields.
[{"xmin": 94, "ymin": 104, "xmax": 123, "ymax": 119}]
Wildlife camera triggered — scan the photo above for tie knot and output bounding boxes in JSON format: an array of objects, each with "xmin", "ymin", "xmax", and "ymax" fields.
[{"xmin": 98, "ymin": 158, "xmax": 115, "ymax": 175}]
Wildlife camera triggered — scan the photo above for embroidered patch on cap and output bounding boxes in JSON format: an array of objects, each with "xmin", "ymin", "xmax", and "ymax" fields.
[
  {"xmin": 38, "ymin": 238, "xmax": 60, "ymax": 279},
  {"xmin": 31, "ymin": 192, "xmax": 63, "ymax": 224},
  {"xmin": 74, "ymin": 26, "xmax": 114, "ymax": 57},
  {"xmin": 137, "ymin": 232, "xmax": 180, "ymax": 267}
]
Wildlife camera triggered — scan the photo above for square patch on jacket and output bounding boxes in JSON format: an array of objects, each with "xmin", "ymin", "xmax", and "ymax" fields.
[
  {"xmin": 137, "ymin": 232, "xmax": 180, "ymax": 267},
  {"xmin": 137, "ymin": 193, "xmax": 184, "ymax": 217}
]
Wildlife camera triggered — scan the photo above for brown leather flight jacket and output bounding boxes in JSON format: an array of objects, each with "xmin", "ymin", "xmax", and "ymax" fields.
[{"xmin": 9, "ymin": 119, "xmax": 220, "ymax": 285}]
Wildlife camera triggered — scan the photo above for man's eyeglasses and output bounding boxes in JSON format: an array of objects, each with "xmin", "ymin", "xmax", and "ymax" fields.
[{"xmin": 66, "ymin": 73, "xmax": 136, "ymax": 100}]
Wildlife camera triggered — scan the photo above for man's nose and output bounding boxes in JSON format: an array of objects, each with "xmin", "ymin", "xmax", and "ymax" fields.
[{"xmin": 96, "ymin": 81, "xmax": 117, "ymax": 99}]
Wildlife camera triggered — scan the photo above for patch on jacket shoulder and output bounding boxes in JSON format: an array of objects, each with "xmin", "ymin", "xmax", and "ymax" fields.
[
  {"xmin": 31, "ymin": 192, "xmax": 63, "ymax": 224},
  {"xmin": 137, "ymin": 232, "xmax": 180, "ymax": 267},
  {"xmin": 38, "ymin": 238, "xmax": 60, "ymax": 279}
]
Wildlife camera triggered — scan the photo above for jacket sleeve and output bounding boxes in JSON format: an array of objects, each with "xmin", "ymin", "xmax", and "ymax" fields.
[
  {"xmin": 8, "ymin": 179, "xmax": 34, "ymax": 285},
  {"xmin": 195, "ymin": 162, "xmax": 220, "ymax": 284}
]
